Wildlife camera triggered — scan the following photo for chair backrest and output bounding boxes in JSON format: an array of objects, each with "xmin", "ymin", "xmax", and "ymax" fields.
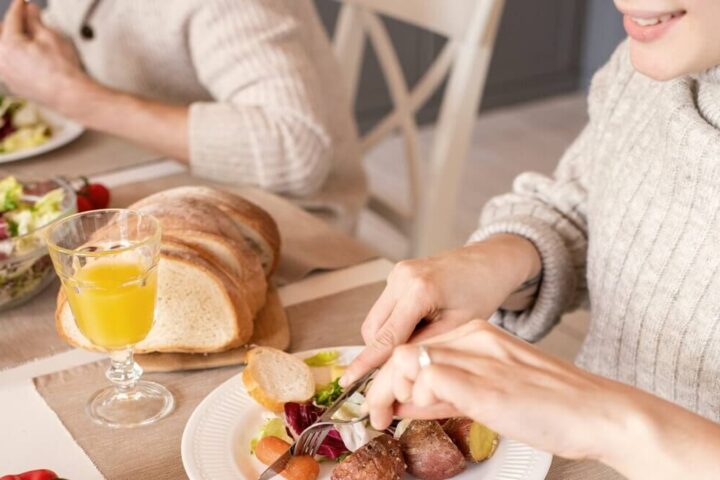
[{"xmin": 333, "ymin": 0, "xmax": 505, "ymax": 256}]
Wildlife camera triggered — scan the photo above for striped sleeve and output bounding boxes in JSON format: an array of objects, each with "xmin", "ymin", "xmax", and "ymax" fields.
[{"xmin": 187, "ymin": 0, "xmax": 332, "ymax": 196}]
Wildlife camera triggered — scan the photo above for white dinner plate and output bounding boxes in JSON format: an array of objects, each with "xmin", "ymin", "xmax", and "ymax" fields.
[
  {"xmin": 182, "ymin": 346, "xmax": 552, "ymax": 480},
  {"xmin": 0, "ymin": 107, "xmax": 84, "ymax": 164}
]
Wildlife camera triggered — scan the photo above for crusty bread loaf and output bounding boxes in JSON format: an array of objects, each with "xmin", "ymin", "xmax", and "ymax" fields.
[
  {"xmin": 57, "ymin": 186, "xmax": 280, "ymax": 356},
  {"xmin": 242, "ymin": 347, "xmax": 315, "ymax": 412},
  {"xmin": 162, "ymin": 231, "xmax": 267, "ymax": 315},
  {"xmin": 56, "ymin": 251, "xmax": 254, "ymax": 353},
  {"xmin": 130, "ymin": 187, "xmax": 280, "ymax": 277}
]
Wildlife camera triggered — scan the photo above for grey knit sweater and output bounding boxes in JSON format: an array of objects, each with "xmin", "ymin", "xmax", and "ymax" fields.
[{"xmin": 472, "ymin": 42, "xmax": 720, "ymax": 421}]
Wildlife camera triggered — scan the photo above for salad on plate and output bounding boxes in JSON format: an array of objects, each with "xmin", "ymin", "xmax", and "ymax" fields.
[
  {"xmin": 0, "ymin": 96, "xmax": 52, "ymax": 154},
  {"xmin": 243, "ymin": 347, "xmax": 499, "ymax": 480}
]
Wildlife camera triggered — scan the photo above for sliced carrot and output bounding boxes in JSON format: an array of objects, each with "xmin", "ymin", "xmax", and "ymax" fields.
[{"xmin": 255, "ymin": 436, "xmax": 291, "ymax": 466}]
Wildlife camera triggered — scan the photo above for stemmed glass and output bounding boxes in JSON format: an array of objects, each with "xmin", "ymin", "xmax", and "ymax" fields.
[{"xmin": 46, "ymin": 209, "xmax": 174, "ymax": 428}]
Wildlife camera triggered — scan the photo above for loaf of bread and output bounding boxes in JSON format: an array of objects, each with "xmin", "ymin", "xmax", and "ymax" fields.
[{"xmin": 55, "ymin": 186, "xmax": 280, "ymax": 354}]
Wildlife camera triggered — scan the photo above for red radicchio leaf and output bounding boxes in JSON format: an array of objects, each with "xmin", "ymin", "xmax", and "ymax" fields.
[
  {"xmin": 0, "ymin": 219, "xmax": 9, "ymax": 241},
  {"xmin": 283, "ymin": 402, "xmax": 350, "ymax": 460},
  {"xmin": 0, "ymin": 112, "xmax": 15, "ymax": 141}
]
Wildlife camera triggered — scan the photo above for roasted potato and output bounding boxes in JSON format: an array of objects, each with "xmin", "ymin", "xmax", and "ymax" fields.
[
  {"xmin": 399, "ymin": 420, "xmax": 466, "ymax": 480},
  {"xmin": 331, "ymin": 434, "xmax": 405, "ymax": 480},
  {"xmin": 442, "ymin": 417, "xmax": 499, "ymax": 463}
]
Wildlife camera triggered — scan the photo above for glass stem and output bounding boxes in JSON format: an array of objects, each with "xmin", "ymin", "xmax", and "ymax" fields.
[{"xmin": 107, "ymin": 348, "xmax": 142, "ymax": 393}]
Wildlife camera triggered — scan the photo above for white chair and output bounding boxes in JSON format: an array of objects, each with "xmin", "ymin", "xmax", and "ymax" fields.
[{"xmin": 332, "ymin": 0, "xmax": 505, "ymax": 257}]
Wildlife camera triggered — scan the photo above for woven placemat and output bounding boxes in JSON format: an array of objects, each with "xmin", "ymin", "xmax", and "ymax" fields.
[{"xmin": 34, "ymin": 281, "xmax": 384, "ymax": 479}]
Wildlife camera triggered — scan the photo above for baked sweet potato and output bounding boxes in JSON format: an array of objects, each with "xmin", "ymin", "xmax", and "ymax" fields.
[
  {"xmin": 399, "ymin": 420, "xmax": 466, "ymax": 480},
  {"xmin": 442, "ymin": 417, "xmax": 499, "ymax": 462},
  {"xmin": 331, "ymin": 434, "xmax": 405, "ymax": 480}
]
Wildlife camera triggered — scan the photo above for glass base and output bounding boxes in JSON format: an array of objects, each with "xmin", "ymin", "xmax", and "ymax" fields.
[{"xmin": 87, "ymin": 380, "xmax": 175, "ymax": 428}]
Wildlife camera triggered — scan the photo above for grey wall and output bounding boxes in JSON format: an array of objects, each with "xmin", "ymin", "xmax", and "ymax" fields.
[{"xmin": 581, "ymin": 0, "xmax": 626, "ymax": 87}]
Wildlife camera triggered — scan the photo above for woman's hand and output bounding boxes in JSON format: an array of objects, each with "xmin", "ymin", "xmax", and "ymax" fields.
[
  {"xmin": 341, "ymin": 234, "xmax": 541, "ymax": 387},
  {"xmin": 364, "ymin": 320, "xmax": 720, "ymax": 480},
  {"xmin": 365, "ymin": 320, "xmax": 627, "ymax": 460},
  {"xmin": 0, "ymin": 0, "xmax": 88, "ymax": 110}
]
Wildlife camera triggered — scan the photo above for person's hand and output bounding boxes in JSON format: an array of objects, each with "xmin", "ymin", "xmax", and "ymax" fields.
[
  {"xmin": 341, "ymin": 234, "xmax": 541, "ymax": 387},
  {"xmin": 364, "ymin": 320, "xmax": 632, "ymax": 460},
  {"xmin": 0, "ymin": 0, "xmax": 88, "ymax": 110}
]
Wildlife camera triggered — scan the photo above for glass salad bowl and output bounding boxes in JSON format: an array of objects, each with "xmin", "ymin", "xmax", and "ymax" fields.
[{"xmin": 0, "ymin": 177, "xmax": 76, "ymax": 311}]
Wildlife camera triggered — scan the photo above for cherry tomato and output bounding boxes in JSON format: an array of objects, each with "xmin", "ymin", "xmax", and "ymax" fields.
[
  {"xmin": 85, "ymin": 183, "xmax": 110, "ymax": 209},
  {"xmin": 76, "ymin": 195, "xmax": 94, "ymax": 212}
]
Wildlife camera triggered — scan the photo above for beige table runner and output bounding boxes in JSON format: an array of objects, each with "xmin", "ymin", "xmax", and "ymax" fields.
[
  {"xmin": 0, "ymin": 130, "xmax": 162, "ymax": 179},
  {"xmin": 34, "ymin": 281, "xmax": 385, "ymax": 480},
  {"xmin": 109, "ymin": 173, "xmax": 378, "ymax": 284},
  {"xmin": 0, "ymin": 281, "xmax": 67, "ymax": 371},
  {"xmin": 1, "ymin": 178, "xmax": 377, "ymax": 371}
]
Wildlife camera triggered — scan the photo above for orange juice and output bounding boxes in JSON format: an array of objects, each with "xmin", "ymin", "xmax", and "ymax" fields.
[{"xmin": 64, "ymin": 261, "xmax": 157, "ymax": 349}]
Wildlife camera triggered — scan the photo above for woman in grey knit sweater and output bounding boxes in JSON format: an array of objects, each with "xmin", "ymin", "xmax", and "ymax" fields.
[{"xmin": 344, "ymin": 1, "xmax": 720, "ymax": 478}]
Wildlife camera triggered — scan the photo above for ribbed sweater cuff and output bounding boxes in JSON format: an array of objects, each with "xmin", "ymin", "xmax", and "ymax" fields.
[{"xmin": 468, "ymin": 216, "xmax": 576, "ymax": 342}]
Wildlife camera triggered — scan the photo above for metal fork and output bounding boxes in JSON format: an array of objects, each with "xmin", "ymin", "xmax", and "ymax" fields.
[
  {"xmin": 257, "ymin": 369, "xmax": 376, "ymax": 480},
  {"xmin": 293, "ymin": 413, "xmax": 370, "ymax": 457}
]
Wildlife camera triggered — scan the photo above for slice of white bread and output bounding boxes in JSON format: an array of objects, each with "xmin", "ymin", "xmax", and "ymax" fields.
[
  {"xmin": 242, "ymin": 347, "xmax": 315, "ymax": 412},
  {"xmin": 162, "ymin": 231, "xmax": 267, "ymax": 315},
  {"xmin": 56, "ymin": 250, "xmax": 254, "ymax": 354},
  {"xmin": 131, "ymin": 187, "xmax": 281, "ymax": 276}
]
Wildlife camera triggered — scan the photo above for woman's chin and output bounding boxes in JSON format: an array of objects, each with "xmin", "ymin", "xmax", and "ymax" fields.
[{"xmin": 629, "ymin": 45, "xmax": 686, "ymax": 81}]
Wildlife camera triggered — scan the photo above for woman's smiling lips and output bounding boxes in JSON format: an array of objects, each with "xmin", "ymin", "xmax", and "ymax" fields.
[{"xmin": 621, "ymin": 9, "xmax": 686, "ymax": 42}]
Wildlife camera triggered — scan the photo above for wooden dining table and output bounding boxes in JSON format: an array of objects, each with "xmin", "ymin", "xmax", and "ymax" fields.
[{"xmin": 0, "ymin": 132, "xmax": 625, "ymax": 480}]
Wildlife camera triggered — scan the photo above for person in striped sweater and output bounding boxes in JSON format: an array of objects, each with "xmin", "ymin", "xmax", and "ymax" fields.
[{"xmin": 0, "ymin": 0, "xmax": 366, "ymax": 231}]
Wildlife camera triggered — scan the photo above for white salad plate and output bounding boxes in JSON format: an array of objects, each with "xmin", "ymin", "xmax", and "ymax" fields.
[
  {"xmin": 182, "ymin": 346, "xmax": 552, "ymax": 480},
  {"xmin": 0, "ymin": 107, "xmax": 84, "ymax": 164}
]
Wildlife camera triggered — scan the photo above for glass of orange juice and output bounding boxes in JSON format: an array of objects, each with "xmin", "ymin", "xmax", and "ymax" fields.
[{"xmin": 46, "ymin": 209, "xmax": 174, "ymax": 428}]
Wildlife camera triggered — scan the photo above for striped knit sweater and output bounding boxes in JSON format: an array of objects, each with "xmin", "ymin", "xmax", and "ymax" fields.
[
  {"xmin": 44, "ymin": 0, "xmax": 366, "ymax": 231},
  {"xmin": 472, "ymin": 42, "xmax": 720, "ymax": 421}
]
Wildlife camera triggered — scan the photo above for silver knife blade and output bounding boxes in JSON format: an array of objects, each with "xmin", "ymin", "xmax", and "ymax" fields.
[{"xmin": 257, "ymin": 449, "xmax": 292, "ymax": 480}]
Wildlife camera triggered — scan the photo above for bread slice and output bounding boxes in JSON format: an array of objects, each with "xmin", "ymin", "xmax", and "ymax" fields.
[
  {"xmin": 242, "ymin": 347, "xmax": 315, "ymax": 412},
  {"xmin": 162, "ymin": 231, "xmax": 267, "ymax": 315},
  {"xmin": 56, "ymin": 251, "xmax": 254, "ymax": 353},
  {"xmin": 132, "ymin": 187, "xmax": 281, "ymax": 277}
]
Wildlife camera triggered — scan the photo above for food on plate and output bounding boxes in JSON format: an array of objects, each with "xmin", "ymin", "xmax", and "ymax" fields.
[
  {"xmin": 0, "ymin": 176, "xmax": 74, "ymax": 309},
  {"xmin": 330, "ymin": 434, "xmax": 406, "ymax": 480},
  {"xmin": 442, "ymin": 417, "xmax": 499, "ymax": 463},
  {"xmin": 55, "ymin": 186, "xmax": 279, "ymax": 353},
  {"xmin": 242, "ymin": 347, "xmax": 315, "ymax": 412},
  {"xmin": 0, "ymin": 96, "xmax": 51, "ymax": 154},
  {"xmin": 243, "ymin": 350, "xmax": 499, "ymax": 479},
  {"xmin": 250, "ymin": 417, "xmax": 293, "ymax": 453},
  {"xmin": 254, "ymin": 436, "xmax": 320, "ymax": 480},
  {"xmin": 399, "ymin": 420, "xmax": 466, "ymax": 480},
  {"xmin": 130, "ymin": 186, "xmax": 280, "ymax": 276}
]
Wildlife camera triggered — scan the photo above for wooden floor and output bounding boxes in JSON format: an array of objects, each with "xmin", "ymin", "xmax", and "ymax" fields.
[{"xmin": 357, "ymin": 92, "xmax": 591, "ymax": 361}]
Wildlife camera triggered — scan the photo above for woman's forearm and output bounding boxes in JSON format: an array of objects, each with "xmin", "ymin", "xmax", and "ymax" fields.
[
  {"xmin": 476, "ymin": 234, "xmax": 542, "ymax": 311},
  {"xmin": 601, "ymin": 383, "xmax": 720, "ymax": 479},
  {"xmin": 56, "ymin": 76, "xmax": 189, "ymax": 161}
]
